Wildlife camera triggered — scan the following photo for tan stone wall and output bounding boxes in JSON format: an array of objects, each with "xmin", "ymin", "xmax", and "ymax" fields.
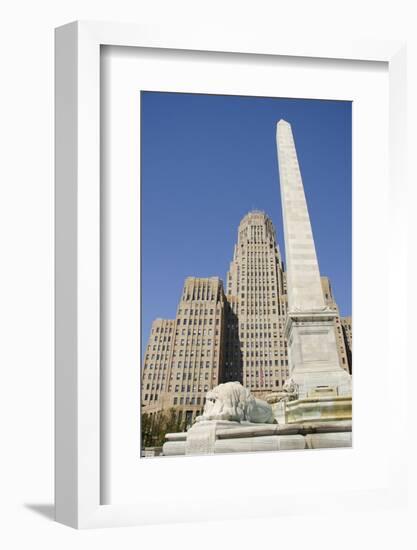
[
  {"xmin": 225, "ymin": 211, "xmax": 289, "ymax": 391},
  {"xmin": 341, "ymin": 316, "xmax": 352, "ymax": 374},
  {"xmin": 142, "ymin": 277, "xmax": 226, "ymax": 427},
  {"xmin": 141, "ymin": 318, "xmax": 175, "ymax": 414},
  {"xmin": 321, "ymin": 277, "xmax": 350, "ymax": 372}
]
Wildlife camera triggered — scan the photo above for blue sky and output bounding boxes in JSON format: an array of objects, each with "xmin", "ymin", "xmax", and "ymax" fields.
[{"xmin": 141, "ymin": 91, "xmax": 352, "ymax": 356}]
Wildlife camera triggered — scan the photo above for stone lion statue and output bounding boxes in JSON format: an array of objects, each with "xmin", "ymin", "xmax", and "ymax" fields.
[{"xmin": 196, "ymin": 381, "xmax": 276, "ymax": 424}]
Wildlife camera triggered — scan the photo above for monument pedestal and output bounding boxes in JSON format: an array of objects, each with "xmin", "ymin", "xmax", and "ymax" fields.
[
  {"xmin": 285, "ymin": 312, "xmax": 352, "ymax": 398},
  {"xmin": 162, "ymin": 419, "xmax": 352, "ymax": 456}
]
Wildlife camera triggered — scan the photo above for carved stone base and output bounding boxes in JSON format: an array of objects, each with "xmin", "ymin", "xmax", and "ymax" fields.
[
  {"xmin": 162, "ymin": 419, "xmax": 352, "ymax": 456},
  {"xmin": 285, "ymin": 312, "xmax": 352, "ymax": 399},
  {"xmin": 285, "ymin": 395, "xmax": 352, "ymax": 424},
  {"xmin": 185, "ymin": 420, "xmax": 240, "ymax": 455}
]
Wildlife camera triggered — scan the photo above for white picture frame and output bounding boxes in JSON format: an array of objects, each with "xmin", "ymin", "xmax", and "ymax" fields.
[{"xmin": 55, "ymin": 21, "xmax": 407, "ymax": 529}]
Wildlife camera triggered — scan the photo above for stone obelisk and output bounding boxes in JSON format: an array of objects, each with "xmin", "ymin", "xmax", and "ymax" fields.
[{"xmin": 276, "ymin": 120, "xmax": 351, "ymax": 414}]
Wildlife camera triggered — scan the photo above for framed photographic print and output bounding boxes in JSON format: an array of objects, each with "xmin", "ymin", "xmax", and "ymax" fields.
[
  {"xmin": 139, "ymin": 91, "xmax": 353, "ymax": 460},
  {"xmin": 55, "ymin": 21, "xmax": 407, "ymax": 528}
]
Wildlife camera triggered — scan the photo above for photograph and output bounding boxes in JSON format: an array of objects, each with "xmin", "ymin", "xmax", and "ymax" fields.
[{"xmin": 140, "ymin": 91, "xmax": 352, "ymax": 457}]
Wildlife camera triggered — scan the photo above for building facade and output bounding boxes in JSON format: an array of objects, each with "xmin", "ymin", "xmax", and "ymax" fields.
[
  {"xmin": 321, "ymin": 276, "xmax": 351, "ymax": 373},
  {"xmin": 141, "ymin": 212, "xmax": 352, "ymax": 430},
  {"xmin": 341, "ymin": 316, "xmax": 352, "ymax": 374},
  {"xmin": 225, "ymin": 211, "xmax": 288, "ymax": 397},
  {"xmin": 141, "ymin": 277, "xmax": 226, "ymax": 428},
  {"xmin": 141, "ymin": 318, "xmax": 176, "ymax": 415}
]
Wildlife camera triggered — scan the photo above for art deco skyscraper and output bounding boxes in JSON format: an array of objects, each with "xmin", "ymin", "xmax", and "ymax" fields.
[
  {"xmin": 225, "ymin": 211, "xmax": 289, "ymax": 395},
  {"xmin": 141, "ymin": 277, "xmax": 226, "ymax": 427}
]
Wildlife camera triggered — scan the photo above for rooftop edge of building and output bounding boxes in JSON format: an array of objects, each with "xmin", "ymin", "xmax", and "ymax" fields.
[
  {"xmin": 239, "ymin": 210, "xmax": 272, "ymax": 224},
  {"xmin": 184, "ymin": 276, "xmax": 223, "ymax": 283},
  {"xmin": 151, "ymin": 318, "xmax": 175, "ymax": 325}
]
